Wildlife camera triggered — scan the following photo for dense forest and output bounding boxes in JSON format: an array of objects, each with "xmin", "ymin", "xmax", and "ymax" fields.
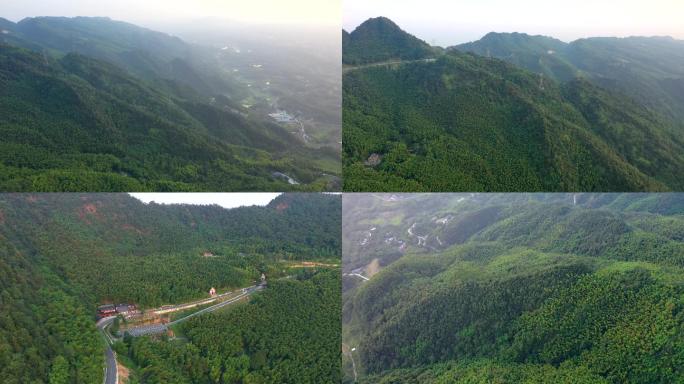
[
  {"xmin": 342, "ymin": 18, "xmax": 684, "ymax": 192},
  {"xmin": 0, "ymin": 16, "xmax": 340, "ymax": 191},
  {"xmin": 116, "ymin": 269, "xmax": 340, "ymax": 383},
  {"xmin": 0, "ymin": 239, "xmax": 103, "ymax": 383},
  {"xmin": 342, "ymin": 193, "xmax": 684, "ymax": 383},
  {"xmin": 0, "ymin": 193, "xmax": 341, "ymax": 383}
]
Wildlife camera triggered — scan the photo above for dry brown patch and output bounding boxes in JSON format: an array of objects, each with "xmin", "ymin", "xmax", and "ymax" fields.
[
  {"xmin": 365, "ymin": 258, "xmax": 381, "ymax": 278},
  {"xmin": 289, "ymin": 261, "xmax": 340, "ymax": 268},
  {"xmin": 83, "ymin": 203, "xmax": 97, "ymax": 214},
  {"xmin": 117, "ymin": 359, "xmax": 130, "ymax": 384}
]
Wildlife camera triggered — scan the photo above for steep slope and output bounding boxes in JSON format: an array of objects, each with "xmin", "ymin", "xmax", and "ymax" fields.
[
  {"xmin": 0, "ymin": 236, "xmax": 104, "ymax": 384},
  {"xmin": 343, "ymin": 17, "xmax": 435, "ymax": 65},
  {"xmin": 0, "ymin": 45, "xmax": 337, "ymax": 191},
  {"xmin": 343, "ymin": 49, "xmax": 684, "ymax": 191},
  {"xmin": 1, "ymin": 16, "xmax": 235, "ymax": 96},
  {"xmin": 455, "ymin": 34, "xmax": 684, "ymax": 122},
  {"xmin": 342, "ymin": 193, "xmax": 684, "ymax": 384}
]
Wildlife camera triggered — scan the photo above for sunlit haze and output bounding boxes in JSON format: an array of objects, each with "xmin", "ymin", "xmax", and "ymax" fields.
[
  {"xmin": 3, "ymin": 0, "xmax": 340, "ymax": 26},
  {"xmin": 344, "ymin": 0, "xmax": 684, "ymax": 46},
  {"xmin": 129, "ymin": 193, "xmax": 281, "ymax": 209}
]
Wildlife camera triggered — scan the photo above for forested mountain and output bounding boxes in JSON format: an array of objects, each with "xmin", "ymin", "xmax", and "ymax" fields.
[
  {"xmin": 455, "ymin": 33, "xmax": 684, "ymax": 122},
  {"xmin": 343, "ymin": 17, "xmax": 435, "ymax": 65},
  {"xmin": 342, "ymin": 193, "xmax": 684, "ymax": 383},
  {"xmin": 0, "ymin": 193, "xmax": 341, "ymax": 383},
  {"xmin": 0, "ymin": 16, "xmax": 340, "ymax": 191},
  {"xmin": 343, "ymin": 18, "xmax": 684, "ymax": 192}
]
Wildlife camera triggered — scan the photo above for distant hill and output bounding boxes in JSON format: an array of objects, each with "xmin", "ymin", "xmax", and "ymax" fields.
[
  {"xmin": 0, "ymin": 16, "xmax": 237, "ymax": 96},
  {"xmin": 457, "ymin": 32, "xmax": 577, "ymax": 81},
  {"xmin": 342, "ymin": 193, "xmax": 684, "ymax": 272},
  {"xmin": 343, "ymin": 17, "xmax": 435, "ymax": 65},
  {"xmin": 454, "ymin": 33, "xmax": 684, "ymax": 122},
  {"xmin": 343, "ymin": 17, "xmax": 684, "ymax": 192}
]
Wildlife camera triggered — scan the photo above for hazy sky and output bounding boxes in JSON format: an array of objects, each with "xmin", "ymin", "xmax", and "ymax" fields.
[
  {"xmin": 129, "ymin": 193, "xmax": 280, "ymax": 209},
  {"xmin": 3, "ymin": 0, "xmax": 340, "ymax": 26},
  {"xmin": 344, "ymin": 0, "xmax": 684, "ymax": 45}
]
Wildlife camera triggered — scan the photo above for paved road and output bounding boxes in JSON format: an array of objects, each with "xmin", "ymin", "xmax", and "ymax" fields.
[
  {"xmin": 343, "ymin": 273, "xmax": 369, "ymax": 281},
  {"xmin": 343, "ymin": 58, "xmax": 437, "ymax": 73},
  {"xmin": 168, "ymin": 285, "xmax": 260, "ymax": 326},
  {"xmin": 96, "ymin": 317, "xmax": 117, "ymax": 384}
]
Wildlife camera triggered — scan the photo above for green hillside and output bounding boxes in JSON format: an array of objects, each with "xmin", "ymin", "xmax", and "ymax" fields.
[
  {"xmin": 343, "ymin": 47, "xmax": 684, "ymax": 191},
  {"xmin": 455, "ymin": 33, "xmax": 684, "ymax": 123},
  {"xmin": 0, "ymin": 44, "xmax": 339, "ymax": 191},
  {"xmin": 456, "ymin": 32, "xmax": 580, "ymax": 82},
  {"xmin": 0, "ymin": 193, "xmax": 341, "ymax": 383},
  {"xmin": 342, "ymin": 193, "xmax": 684, "ymax": 384}
]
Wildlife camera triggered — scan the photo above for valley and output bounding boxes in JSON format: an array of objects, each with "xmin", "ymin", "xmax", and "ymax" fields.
[
  {"xmin": 0, "ymin": 16, "xmax": 341, "ymax": 191},
  {"xmin": 0, "ymin": 193, "xmax": 341, "ymax": 383}
]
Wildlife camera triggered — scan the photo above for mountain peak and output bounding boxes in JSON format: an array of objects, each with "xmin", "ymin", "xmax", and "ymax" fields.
[
  {"xmin": 343, "ymin": 16, "xmax": 434, "ymax": 65},
  {"xmin": 354, "ymin": 16, "xmax": 401, "ymax": 32}
]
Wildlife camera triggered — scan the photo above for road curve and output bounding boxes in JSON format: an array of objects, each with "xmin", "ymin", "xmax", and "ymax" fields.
[{"xmin": 96, "ymin": 316, "xmax": 117, "ymax": 384}]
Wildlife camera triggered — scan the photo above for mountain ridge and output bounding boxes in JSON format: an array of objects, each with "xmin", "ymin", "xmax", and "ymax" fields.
[{"xmin": 454, "ymin": 31, "xmax": 684, "ymax": 122}]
